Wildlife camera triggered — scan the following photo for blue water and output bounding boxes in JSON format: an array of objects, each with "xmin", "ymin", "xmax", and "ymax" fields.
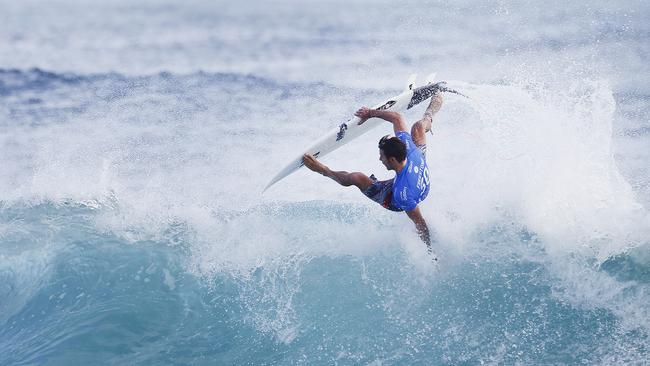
[{"xmin": 2, "ymin": 0, "xmax": 650, "ymax": 364}]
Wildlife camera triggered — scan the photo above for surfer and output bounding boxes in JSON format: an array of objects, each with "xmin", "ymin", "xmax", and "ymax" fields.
[{"xmin": 303, "ymin": 93, "xmax": 442, "ymax": 254}]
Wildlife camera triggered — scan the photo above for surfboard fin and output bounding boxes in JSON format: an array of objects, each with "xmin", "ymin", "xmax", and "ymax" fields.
[
  {"xmin": 405, "ymin": 73, "xmax": 417, "ymax": 91},
  {"xmin": 425, "ymin": 73, "xmax": 437, "ymax": 84}
]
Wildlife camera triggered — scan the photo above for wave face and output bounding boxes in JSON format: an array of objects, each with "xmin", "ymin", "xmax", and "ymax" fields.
[{"xmin": 2, "ymin": 0, "xmax": 650, "ymax": 364}]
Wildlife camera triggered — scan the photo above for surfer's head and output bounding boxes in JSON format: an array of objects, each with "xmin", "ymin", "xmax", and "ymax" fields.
[{"xmin": 378, "ymin": 135, "xmax": 407, "ymax": 170}]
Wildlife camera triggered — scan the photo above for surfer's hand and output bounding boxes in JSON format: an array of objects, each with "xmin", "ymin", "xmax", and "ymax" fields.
[
  {"xmin": 355, "ymin": 107, "xmax": 372, "ymax": 125},
  {"xmin": 302, "ymin": 154, "xmax": 319, "ymax": 170},
  {"xmin": 303, "ymin": 154, "xmax": 328, "ymax": 176}
]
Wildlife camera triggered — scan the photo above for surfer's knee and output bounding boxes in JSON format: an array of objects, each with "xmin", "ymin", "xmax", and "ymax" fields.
[{"xmin": 346, "ymin": 172, "xmax": 373, "ymax": 190}]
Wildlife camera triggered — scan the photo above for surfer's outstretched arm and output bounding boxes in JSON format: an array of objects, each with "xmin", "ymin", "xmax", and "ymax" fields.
[
  {"xmin": 405, "ymin": 206, "xmax": 432, "ymax": 250},
  {"xmin": 355, "ymin": 107, "xmax": 408, "ymax": 134}
]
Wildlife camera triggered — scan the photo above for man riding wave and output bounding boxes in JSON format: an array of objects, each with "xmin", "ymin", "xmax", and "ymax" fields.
[{"xmin": 302, "ymin": 93, "xmax": 443, "ymax": 255}]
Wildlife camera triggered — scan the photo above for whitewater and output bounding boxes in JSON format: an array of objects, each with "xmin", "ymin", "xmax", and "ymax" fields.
[{"xmin": 1, "ymin": 0, "xmax": 650, "ymax": 364}]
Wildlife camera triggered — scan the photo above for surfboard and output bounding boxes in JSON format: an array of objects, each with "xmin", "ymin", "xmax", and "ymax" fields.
[{"xmin": 264, "ymin": 74, "xmax": 455, "ymax": 192}]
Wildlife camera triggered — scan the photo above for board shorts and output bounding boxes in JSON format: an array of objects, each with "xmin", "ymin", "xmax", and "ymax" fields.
[{"xmin": 362, "ymin": 143, "xmax": 427, "ymax": 212}]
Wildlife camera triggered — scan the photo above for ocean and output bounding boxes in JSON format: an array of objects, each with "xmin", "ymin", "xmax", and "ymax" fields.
[{"xmin": 1, "ymin": 0, "xmax": 650, "ymax": 364}]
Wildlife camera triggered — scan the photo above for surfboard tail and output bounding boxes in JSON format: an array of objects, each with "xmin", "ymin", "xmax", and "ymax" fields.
[
  {"xmin": 407, "ymin": 81, "xmax": 469, "ymax": 109},
  {"xmin": 405, "ymin": 73, "xmax": 417, "ymax": 91},
  {"xmin": 407, "ymin": 82, "xmax": 445, "ymax": 109}
]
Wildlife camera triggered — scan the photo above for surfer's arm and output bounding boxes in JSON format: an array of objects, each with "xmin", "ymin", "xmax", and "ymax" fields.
[
  {"xmin": 355, "ymin": 107, "xmax": 408, "ymax": 134},
  {"xmin": 405, "ymin": 206, "xmax": 432, "ymax": 249}
]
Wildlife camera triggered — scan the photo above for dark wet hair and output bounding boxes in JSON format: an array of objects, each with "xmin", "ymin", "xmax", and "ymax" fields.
[{"xmin": 378, "ymin": 135, "xmax": 407, "ymax": 162}]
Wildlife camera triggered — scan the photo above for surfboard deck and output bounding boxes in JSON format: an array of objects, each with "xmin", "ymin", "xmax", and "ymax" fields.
[{"xmin": 264, "ymin": 76, "xmax": 451, "ymax": 192}]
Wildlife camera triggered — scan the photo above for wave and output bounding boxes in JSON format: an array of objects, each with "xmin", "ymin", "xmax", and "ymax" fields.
[
  {"xmin": 0, "ymin": 67, "xmax": 342, "ymax": 96},
  {"xmin": 1, "ymin": 200, "xmax": 649, "ymax": 364},
  {"xmin": 2, "ymin": 70, "xmax": 648, "ymax": 253}
]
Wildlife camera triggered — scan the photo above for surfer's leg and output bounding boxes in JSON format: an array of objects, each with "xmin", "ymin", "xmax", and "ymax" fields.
[
  {"xmin": 325, "ymin": 170, "xmax": 374, "ymax": 190},
  {"xmin": 411, "ymin": 93, "xmax": 443, "ymax": 147},
  {"xmin": 303, "ymin": 154, "xmax": 373, "ymax": 191}
]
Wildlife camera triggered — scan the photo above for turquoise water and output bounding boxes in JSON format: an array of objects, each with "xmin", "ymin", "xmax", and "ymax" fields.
[{"xmin": 1, "ymin": 202, "xmax": 645, "ymax": 364}]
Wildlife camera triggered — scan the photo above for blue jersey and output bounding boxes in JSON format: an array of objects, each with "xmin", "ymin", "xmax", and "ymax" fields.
[{"xmin": 390, "ymin": 131, "xmax": 430, "ymax": 211}]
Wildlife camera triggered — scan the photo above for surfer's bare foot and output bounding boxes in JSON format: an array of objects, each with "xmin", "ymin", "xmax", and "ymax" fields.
[{"xmin": 303, "ymin": 154, "xmax": 328, "ymax": 175}]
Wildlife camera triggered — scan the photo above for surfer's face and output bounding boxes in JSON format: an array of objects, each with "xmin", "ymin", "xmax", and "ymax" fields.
[{"xmin": 379, "ymin": 149, "xmax": 391, "ymax": 170}]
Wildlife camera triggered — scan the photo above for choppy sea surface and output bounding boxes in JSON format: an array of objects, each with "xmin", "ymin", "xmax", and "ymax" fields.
[{"xmin": 1, "ymin": 0, "xmax": 650, "ymax": 364}]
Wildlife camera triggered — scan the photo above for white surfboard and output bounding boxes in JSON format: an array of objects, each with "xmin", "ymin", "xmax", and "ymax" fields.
[{"xmin": 264, "ymin": 75, "xmax": 454, "ymax": 192}]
